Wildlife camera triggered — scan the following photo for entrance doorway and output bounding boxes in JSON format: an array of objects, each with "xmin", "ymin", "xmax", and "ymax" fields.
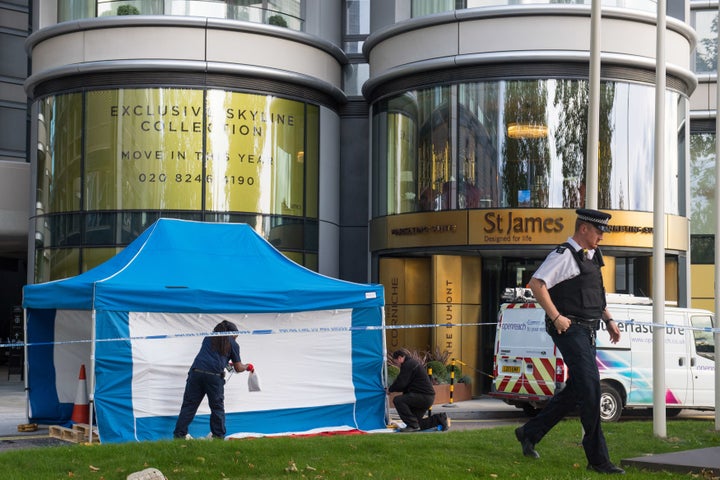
[{"xmin": 479, "ymin": 256, "xmax": 544, "ymax": 392}]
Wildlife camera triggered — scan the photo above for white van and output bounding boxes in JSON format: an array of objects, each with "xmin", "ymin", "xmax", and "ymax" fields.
[{"xmin": 489, "ymin": 288, "xmax": 716, "ymax": 421}]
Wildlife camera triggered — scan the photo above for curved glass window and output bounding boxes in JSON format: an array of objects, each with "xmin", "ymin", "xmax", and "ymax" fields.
[
  {"xmin": 411, "ymin": 0, "xmax": 658, "ymax": 17},
  {"xmin": 58, "ymin": 0, "xmax": 304, "ymax": 30},
  {"xmin": 34, "ymin": 87, "xmax": 319, "ymax": 281},
  {"xmin": 372, "ymin": 79, "xmax": 685, "ymax": 217}
]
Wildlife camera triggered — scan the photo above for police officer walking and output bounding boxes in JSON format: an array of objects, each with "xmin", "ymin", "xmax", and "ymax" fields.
[{"xmin": 514, "ymin": 209, "xmax": 625, "ymax": 475}]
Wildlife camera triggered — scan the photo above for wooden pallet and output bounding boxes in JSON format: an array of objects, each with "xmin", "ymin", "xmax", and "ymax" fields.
[
  {"xmin": 49, "ymin": 424, "xmax": 99, "ymax": 443},
  {"xmin": 17, "ymin": 423, "xmax": 38, "ymax": 432}
]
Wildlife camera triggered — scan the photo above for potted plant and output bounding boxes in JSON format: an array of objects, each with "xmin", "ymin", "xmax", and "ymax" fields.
[{"xmin": 386, "ymin": 347, "xmax": 472, "ymax": 404}]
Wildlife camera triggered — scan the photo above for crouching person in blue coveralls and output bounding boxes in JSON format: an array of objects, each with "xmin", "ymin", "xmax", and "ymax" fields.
[{"xmin": 173, "ymin": 320, "xmax": 254, "ymax": 440}]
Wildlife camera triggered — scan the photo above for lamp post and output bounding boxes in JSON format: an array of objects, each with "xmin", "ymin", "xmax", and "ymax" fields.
[{"xmin": 652, "ymin": 0, "xmax": 667, "ymax": 439}]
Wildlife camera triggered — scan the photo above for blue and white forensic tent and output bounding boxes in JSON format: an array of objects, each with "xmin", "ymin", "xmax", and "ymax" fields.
[{"xmin": 22, "ymin": 219, "xmax": 386, "ymax": 443}]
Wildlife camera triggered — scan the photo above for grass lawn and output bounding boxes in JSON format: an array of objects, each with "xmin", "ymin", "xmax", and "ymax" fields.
[{"xmin": 0, "ymin": 420, "xmax": 718, "ymax": 479}]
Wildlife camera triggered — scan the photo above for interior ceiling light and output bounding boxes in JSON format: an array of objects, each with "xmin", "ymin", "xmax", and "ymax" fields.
[{"xmin": 507, "ymin": 123, "xmax": 548, "ymax": 139}]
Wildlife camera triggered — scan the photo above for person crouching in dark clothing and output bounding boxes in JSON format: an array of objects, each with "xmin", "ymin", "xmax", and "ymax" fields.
[{"xmin": 387, "ymin": 349, "xmax": 450, "ymax": 432}]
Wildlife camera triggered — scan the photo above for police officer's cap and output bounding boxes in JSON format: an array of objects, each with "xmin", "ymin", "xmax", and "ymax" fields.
[{"xmin": 576, "ymin": 208, "xmax": 611, "ymax": 232}]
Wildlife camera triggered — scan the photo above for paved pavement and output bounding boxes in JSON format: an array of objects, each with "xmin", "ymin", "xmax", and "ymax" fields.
[
  {"xmin": 0, "ymin": 367, "xmax": 718, "ymax": 475},
  {"xmin": 0, "ymin": 371, "xmax": 69, "ymax": 451}
]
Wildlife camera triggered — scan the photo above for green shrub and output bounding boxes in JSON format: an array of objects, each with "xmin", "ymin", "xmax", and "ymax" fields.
[
  {"xmin": 387, "ymin": 348, "xmax": 470, "ymax": 385},
  {"xmin": 426, "ymin": 360, "xmax": 448, "ymax": 384},
  {"xmin": 117, "ymin": 5, "xmax": 140, "ymax": 15},
  {"xmin": 387, "ymin": 364, "xmax": 399, "ymax": 384},
  {"xmin": 447, "ymin": 363, "xmax": 463, "ymax": 378},
  {"xmin": 268, "ymin": 14, "xmax": 288, "ymax": 27}
]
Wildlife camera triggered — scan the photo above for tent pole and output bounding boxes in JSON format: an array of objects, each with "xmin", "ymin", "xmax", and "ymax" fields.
[
  {"xmin": 22, "ymin": 308, "xmax": 29, "ymax": 422},
  {"xmin": 88, "ymin": 308, "xmax": 97, "ymax": 443},
  {"xmin": 381, "ymin": 310, "xmax": 389, "ymax": 425}
]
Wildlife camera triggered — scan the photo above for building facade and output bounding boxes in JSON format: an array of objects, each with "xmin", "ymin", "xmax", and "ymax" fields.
[
  {"xmin": 365, "ymin": 1, "xmax": 697, "ymax": 392},
  {"xmin": 2, "ymin": 0, "xmax": 716, "ymax": 392},
  {"xmin": 0, "ymin": 0, "xmax": 30, "ymax": 345}
]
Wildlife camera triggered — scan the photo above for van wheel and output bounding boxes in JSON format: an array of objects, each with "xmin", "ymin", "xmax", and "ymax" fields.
[
  {"xmin": 666, "ymin": 408, "xmax": 682, "ymax": 417},
  {"xmin": 599, "ymin": 384, "xmax": 623, "ymax": 422}
]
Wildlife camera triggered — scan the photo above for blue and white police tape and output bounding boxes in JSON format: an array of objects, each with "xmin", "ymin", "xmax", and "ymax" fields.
[{"xmin": 0, "ymin": 319, "xmax": 717, "ymax": 350}]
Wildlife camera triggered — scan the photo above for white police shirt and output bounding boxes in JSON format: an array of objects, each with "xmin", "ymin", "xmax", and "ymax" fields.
[{"xmin": 532, "ymin": 237, "xmax": 596, "ymax": 290}]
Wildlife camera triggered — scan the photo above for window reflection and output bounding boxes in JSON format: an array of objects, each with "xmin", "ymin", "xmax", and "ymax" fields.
[
  {"xmin": 457, "ymin": 84, "xmax": 499, "ymax": 209},
  {"xmin": 373, "ymin": 79, "xmax": 684, "ymax": 217},
  {"xmin": 411, "ymin": 0, "xmax": 658, "ymax": 18},
  {"xmin": 417, "ymin": 88, "xmax": 452, "ymax": 211},
  {"xmin": 502, "ymin": 81, "xmax": 550, "ymax": 208},
  {"xmin": 38, "ymin": 94, "xmax": 83, "ymax": 215},
  {"xmin": 691, "ymin": 315, "xmax": 715, "ymax": 361},
  {"xmin": 691, "ymin": 8, "xmax": 717, "ymax": 74},
  {"xmin": 33, "ymin": 86, "xmax": 321, "ymax": 281},
  {"xmin": 690, "ymin": 131, "xmax": 716, "ymax": 236},
  {"xmin": 64, "ymin": 0, "xmax": 304, "ymax": 30}
]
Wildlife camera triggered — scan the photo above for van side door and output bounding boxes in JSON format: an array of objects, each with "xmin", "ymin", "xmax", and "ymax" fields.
[
  {"xmin": 596, "ymin": 306, "xmax": 632, "ymax": 397},
  {"xmin": 662, "ymin": 312, "xmax": 691, "ymax": 406},
  {"xmin": 688, "ymin": 314, "xmax": 715, "ymax": 407}
]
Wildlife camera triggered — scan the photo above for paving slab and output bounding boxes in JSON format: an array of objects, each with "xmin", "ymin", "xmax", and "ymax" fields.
[{"xmin": 622, "ymin": 446, "xmax": 720, "ymax": 476}]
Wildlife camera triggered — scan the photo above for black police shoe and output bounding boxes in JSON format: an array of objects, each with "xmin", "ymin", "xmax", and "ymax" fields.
[
  {"xmin": 514, "ymin": 426, "xmax": 539, "ymax": 458},
  {"xmin": 587, "ymin": 462, "xmax": 626, "ymax": 474}
]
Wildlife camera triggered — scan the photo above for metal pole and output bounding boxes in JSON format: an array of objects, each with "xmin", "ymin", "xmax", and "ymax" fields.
[
  {"xmin": 652, "ymin": 0, "xmax": 667, "ymax": 439},
  {"xmin": 583, "ymin": 0, "xmax": 601, "ymax": 444},
  {"xmin": 448, "ymin": 358, "xmax": 455, "ymax": 405},
  {"xmin": 88, "ymin": 308, "xmax": 96, "ymax": 443},
  {"xmin": 427, "ymin": 365, "xmax": 433, "ymax": 414},
  {"xmin": 714, "ymin": 0, "xmax": 720, "ymax": 432},
  {"xmin": 23, "ymin": 308, "xmax": 29, "ymax": 423},
  {"xmin": 586, "ymin": 0, "xmax": 601, "ymax": 209}
]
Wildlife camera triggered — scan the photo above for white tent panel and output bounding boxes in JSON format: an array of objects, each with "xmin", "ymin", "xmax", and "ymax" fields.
[
  {"xmin": 129, "ymin": 310, "xmax": 354, "ymax": 418},
  {"xmin": 54, "ymin": 310, "xmax": 93, "ymax": 404}
]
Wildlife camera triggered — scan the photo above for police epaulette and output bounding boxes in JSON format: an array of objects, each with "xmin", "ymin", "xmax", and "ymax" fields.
[{"xmin": 554, "ymin": 245, "xmax": 568, "ymax": 254}]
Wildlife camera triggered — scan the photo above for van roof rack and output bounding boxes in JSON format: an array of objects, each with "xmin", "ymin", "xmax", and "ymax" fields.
[
  {"xmin": 605, "ymin": 293, "xmax": 653, "ymax": 305},
  {"xmin": 502, "ymin": 287, "xmax": 655, "ymax": 305}
]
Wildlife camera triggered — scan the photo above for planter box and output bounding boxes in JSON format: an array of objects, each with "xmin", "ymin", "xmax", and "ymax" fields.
[
  {"xmin": 389, "ymin": 382, "xmax": 472, "ymax": 406},
  {"xmin": 432, "ymin": 382, "xmax": 471, "ymax": 405}
]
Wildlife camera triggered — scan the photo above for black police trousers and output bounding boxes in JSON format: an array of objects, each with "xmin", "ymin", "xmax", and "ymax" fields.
[{"xmin": 520, "ymin": 321, "xmax": 611, "ymax": 466}]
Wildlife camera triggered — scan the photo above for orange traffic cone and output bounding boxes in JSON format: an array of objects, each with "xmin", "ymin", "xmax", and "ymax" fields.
[{"xmin": 71, "ymin": 364, "xmax": 89, "ymax": 424}]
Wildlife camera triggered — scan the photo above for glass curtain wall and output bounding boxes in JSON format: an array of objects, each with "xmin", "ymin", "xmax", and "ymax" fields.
[
  {"xmin": 691, "ymin": 7, "xmax": 717, "ymax": 73},
  {"xmin": 689, "ymin": 5, "xmax": 717, "ymax": 266},
  {"xmin": 690, "ymin": 127, "xmax": 716, "ymax": 264},
  {"xmin": 343, "ymin": 0, "xmax": 370, "ymax": 96},
  {"xmin": 34, "ymin": 87, "xmax": 320, "ymax": 282},
  {"xmin": 60, "ymin": 0, "xmax": 303, "ymax": 29},
  {"xmin": 410, "ymin": 0, "xmax": 658, "ymax": 17},
  {"xmin": 372, "ymin": 79, "xmax": 685, "ymax": 217}
]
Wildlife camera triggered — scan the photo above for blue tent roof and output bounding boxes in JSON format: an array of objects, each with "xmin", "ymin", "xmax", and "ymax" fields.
[{"xmin": 24, "ymin": 219, "xmax": 384, "ymax": 313}]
